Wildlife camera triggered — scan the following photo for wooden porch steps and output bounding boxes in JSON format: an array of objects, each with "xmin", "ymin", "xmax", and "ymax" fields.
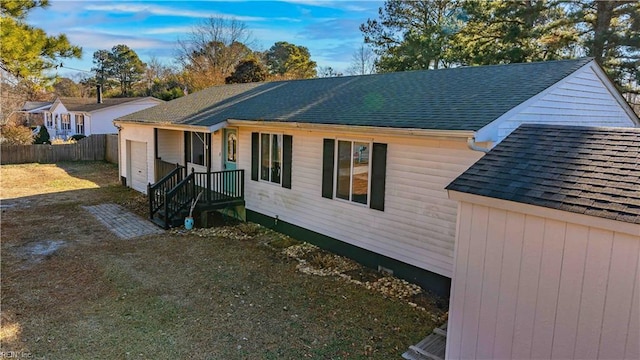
[
  {"xmin": 402, "ymin": 322, "xmax": 447, "ymax": 360},
  {"xmin": 151, "ymin": 198, "xmax": 246, "ymax": 229}
]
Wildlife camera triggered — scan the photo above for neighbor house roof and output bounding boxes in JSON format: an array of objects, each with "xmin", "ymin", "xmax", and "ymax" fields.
[
  {"xmin": 118, "ymin": 58, "xmax": 594, "ymax": 130},
  {"xmin": 21, "ymin": 101, "xmax": 53, "ymax": 112},
  {"xmin": 58, "ymin": 97, "xmax": 158, "ymax": 112},
  {"xmin": 446, "ymin": 124, "xmax": 640, "ymax": 224}
]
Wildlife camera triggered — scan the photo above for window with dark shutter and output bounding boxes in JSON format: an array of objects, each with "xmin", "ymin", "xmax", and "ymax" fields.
[
  {"xmin": 322, "ymin": 139, "xmax": 335, "ymax": 198},
  {"xmin": 322, "ymin": 138, "xmax": 386, "ymax": 211},
  {"xmin": 253, "ymin": 132, "xmax": 291, "ymax": 188},
  {"xmin": 251, "ymin": 132, "xmax": 259, "ymax": 181},
  {"xmin": 282, "ymin": 135, "xmax": 292, "ymax": 189},
  {"xmin": 370, "ymin": 143, "xmax": 387, "ymax": 211}
]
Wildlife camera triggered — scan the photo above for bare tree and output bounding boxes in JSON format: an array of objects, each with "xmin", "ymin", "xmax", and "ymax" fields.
[
  {"xmin": 346, "ymin": 44, "xmax": 377, "ymax": 75},
  {"xmin": 177, "ymin": 17, "xmax": 254, "ymax": 91}
]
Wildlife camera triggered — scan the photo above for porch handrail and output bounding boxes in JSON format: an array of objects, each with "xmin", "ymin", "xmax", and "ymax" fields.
[
  {"xmin": 193, "ymin": 169, "xmax": 245, "ymax": 205},
  {"xmin": 148, "ymin": 168, "xmax": 245, "ymax": 229},
  {"xmin": 148, "ymin": 164, "xmax": 185, "ymax": 219},
  {"xmin": 162, "ymin": 171, "xmax": 196, "ymax": 229}
]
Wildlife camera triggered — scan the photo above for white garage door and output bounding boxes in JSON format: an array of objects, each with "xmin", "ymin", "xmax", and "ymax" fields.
[{"xmin": 129, "ymin": 141, "xmax": 148, "ymax": 194}]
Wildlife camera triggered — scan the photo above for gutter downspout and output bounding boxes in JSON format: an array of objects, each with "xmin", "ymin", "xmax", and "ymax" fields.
[{"xmin": 466, "ymin": 136, "xmax": 491, "ymax": 153}]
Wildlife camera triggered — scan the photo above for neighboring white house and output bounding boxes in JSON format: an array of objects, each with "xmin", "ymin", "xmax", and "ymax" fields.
[
  {"xmin": 446, "ymin": 124, "xmax": 639, "ymax": 360},
  {"xmin": 115, "ymin": 58, "xmax": 638, "ymax": 295},
  {"xmin": 22, "ymin": 96, "xmax": 163, "ymax": 139}
]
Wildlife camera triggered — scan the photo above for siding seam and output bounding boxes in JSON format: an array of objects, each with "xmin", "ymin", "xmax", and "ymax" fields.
[{"xmin": 622, "ymin": 237, "xmax": 640, "ymax": 359}]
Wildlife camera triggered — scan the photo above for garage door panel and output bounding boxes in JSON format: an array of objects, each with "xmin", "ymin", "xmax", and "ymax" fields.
[{"xmin": 129, "ymin": 141, "xmax": 148, "ymax": 193}]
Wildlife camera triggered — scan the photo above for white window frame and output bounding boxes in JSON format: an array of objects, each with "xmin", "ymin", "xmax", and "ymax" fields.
[
  {"xmin": 45, "ymin": 113, "xmax": 53, "ymax": 127},
  {"xmin": 259, "ymin": 133, "xmax": 283, "ymax": 185},
  {"xmin": 334, "ymin": 139, "xmax": 372, "ymax": 206},
  {"xmin": 75, "ymin": 114, "xmax": 85, "ymax": 134},
  {"xmin": 61, "ymin": 114, "xmax": 71, "ymax": 130},
  {"xmin": 187, "ymin": 131, "xmax": 208, "ymax": 166}
]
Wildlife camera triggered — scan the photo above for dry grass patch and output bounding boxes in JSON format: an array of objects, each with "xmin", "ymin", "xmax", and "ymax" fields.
[{"xmin": 1, "ymin": 162, "xmax": 447, "ymax": 359}]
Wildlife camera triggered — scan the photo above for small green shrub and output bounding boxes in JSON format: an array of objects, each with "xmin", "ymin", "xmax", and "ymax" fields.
[{"xmin": 34, "ymin": 126, "xmax": 50, "ymax": 144}]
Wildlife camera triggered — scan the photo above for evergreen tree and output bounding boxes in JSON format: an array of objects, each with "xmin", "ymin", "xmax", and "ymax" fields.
[
  {"xmin": 264, "ymin": 41, "xmax": 317, "ymax": 79},
  {"xmin": 225, "ymin": 57, "xmax": 267, "ymax": 84},
  {"xmin": 33, "ymin": 125, "xmax": 49, "ymax": 144},
  {"xmin": 450, "ymin": 0, "xmax": 578, "ymax": 65},
  {"xmin": 91, "ymin": 45, "xmax": 146, "ymax": 96},
  {"xmin": 360, "ymin": 0, "xmax": 463, "ymax": 71},
  {"xmin": 0, "ymin": 0, "xmax": 81, "ymax": 82},
  {"xmin": 566, "ymin": 0, "xmax": 640, "ymax": 93}
]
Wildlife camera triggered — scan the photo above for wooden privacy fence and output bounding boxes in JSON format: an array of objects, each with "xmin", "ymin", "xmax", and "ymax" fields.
[{"xmin": 1, "ymin": 134, "xmax": 119, "ymax": 165}]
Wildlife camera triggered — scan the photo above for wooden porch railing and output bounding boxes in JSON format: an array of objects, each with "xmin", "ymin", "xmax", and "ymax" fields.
[
  {"xmin": 148, "ymin": 164, "xmax": 185, "ymax": 220},
  {"xmin": 149, "ymin": 168, "xmax": 245, "ymax": 229}
]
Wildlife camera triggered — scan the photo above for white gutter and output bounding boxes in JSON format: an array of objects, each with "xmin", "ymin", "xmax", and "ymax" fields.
[
  {"xmin": 113, "ymin": 120, "xmax": 221, "ymax": 133},
  {"xmin": 466, "ymin": 136, "xmax": 491, "ymax": 153},
  {"xmin": 226, "ymin": 119, "xmax": 475, "ymax": 139}
]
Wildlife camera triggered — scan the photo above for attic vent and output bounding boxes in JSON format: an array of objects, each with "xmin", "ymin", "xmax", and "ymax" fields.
[{"xmin": 378, "ymin": 265, "xmax": 394, "ymax": 276}]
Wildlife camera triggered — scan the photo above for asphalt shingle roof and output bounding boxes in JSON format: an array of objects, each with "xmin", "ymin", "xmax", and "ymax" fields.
[
  {"xmin": 446, "ymin": 124, "xmax": 640, "ymax": 225},
  {"xmin": 21, "ymin": 101, "xmax": 53, "ymax": 111},
  {"xmin": 60, "ymin": 97, "xmax": 153, "ymax": 112},
  {"xmin": 118, "ymin": 58, "xmax": 593, "ymax": 130}
]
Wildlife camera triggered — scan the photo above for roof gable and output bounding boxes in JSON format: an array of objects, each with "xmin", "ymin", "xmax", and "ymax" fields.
[
  {"xmin": 59, "ymin": 97, "xmax": 161, "ymax": 112},
  {"xmin": 446, "ymin": 124, "xmax": 640, "ymax": 224},
  {"xmin": 118, "ymin": 58, "xmax": 594, "ymax": 131},
  {"xmin": 21, "ymin": 101, "xmax": 53, "ymax": 112}
]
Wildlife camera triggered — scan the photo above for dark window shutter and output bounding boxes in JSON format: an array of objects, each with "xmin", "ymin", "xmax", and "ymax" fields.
[
  {"xmin": 184, "ymin": 131, "xmax": 190, "ymax": 166},
  {"xmin": 282, "ymin": 135, "xmax": 292, "ymax": 189},
  {"xmin": 322, "ymin": 139, "xmax": 335, "ymax": 198},
  {"xmin": 251, "ymin": 132, "xmax": 259, "ymax": 181},
  {"xmin": 370, "ymin": 143, "xmax": 387, "ymax": 211}
]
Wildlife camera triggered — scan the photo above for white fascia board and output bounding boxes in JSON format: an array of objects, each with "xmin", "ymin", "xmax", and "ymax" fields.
[
  {"xmin": 27, "ymin": 104, "xmax": 54, "ymax": 113},
  {"xmin": 113, "ymin": 120, "xmax": 226, "ymax": 133},
  {"xmin": 49, "ymin": 98, "xmax": 65, "ymax": 113},
  {"xmin": 226, "ymin": 119, "xmax": 476, "ymax": 139},
  {"xmin": 447, "ymin": 190, "xmax": 640, "ymax": 237},
  {"xmin": 589, "ymin": 62, "xmax": 640, "ymax": 126}
]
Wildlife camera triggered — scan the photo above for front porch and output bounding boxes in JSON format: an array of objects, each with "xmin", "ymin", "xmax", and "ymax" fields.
[{"xmin": 148, "ymin": 163, "xmax": 245, "ymax": 229}]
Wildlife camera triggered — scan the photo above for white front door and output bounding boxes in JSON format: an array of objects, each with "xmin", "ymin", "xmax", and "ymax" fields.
[{"xmin": 129, "ymin": 141, "xmax": 148, "ymax": 193}]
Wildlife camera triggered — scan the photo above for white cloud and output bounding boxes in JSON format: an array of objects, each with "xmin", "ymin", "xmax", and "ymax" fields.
[
  {"xmin": 66, "ymin": 30, "xmax": 174, "ymax": 51},
  {"xmin": 143, "ymin": 26, "xmax": 196, "ymax": 35},
  {"xmin": 83, "ymin": 3, "xmax": 267, "ymax": 22},
  {"xmin": 280, "ymin": 0, "xmax": 378, "ymax": 12}
]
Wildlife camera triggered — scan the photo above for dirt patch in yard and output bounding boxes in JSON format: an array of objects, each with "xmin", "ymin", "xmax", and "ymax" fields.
[{"xmin": 1, "ymin": 161, "xmax": 447, "ymax": 359}]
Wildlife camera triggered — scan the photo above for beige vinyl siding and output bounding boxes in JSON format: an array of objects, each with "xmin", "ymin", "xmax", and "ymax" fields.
[
  {"xmin": 447, "ymin": 201, "xmax": 640, "ymax": 360},
  {"xmin": 476, "ymin": 64, "xmax": 638, "ymax": 143},
  {"xmin": 118, "ymin": 124, "xmax": 155, "ymax": 187},
  {"xmin": 238, "ymin": 127, "xmax": 481, "ymax": 278},
  {"xmin": 157, "ymin": 129, "xmax": 183, "ymax": 165}
]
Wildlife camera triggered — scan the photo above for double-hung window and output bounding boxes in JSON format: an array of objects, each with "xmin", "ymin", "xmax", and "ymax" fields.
[
  {"xmin": 251, "ymin": 132, "xmax": 292, "ymax": 189},
  {"xmin": 185, "ymin": 131, "xmax": 207, "ymax": 166},
  {"xmin": 322, "ymin": 138, "xmax": 387, "ymax": 211},
  {"xmin": 61, "ymin": 114, "xmax": 71, "ymax": 130},
  {"xmin": 75, "ymin": 114, "xmax": 85, "ymax": 134},
  {"xmin": 260, "ymin": 133, "xmax": 282, "ymax": 184},
  {"xmin": 45, "ymin": 113, "xmax": 53, "ymax": 127},
  {"xmin": 336, "ymin": 140, "xmax": 370, "ymax": 204}
]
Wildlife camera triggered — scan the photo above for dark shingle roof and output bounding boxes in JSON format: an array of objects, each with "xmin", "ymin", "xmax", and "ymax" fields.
[
  {"xmin": 446, "ymin": 124, "xmax": 640, "ymax": 224},
  {"xmin": 60, "ymin": 97, "xmax": 155, "ymax": 112},
  {"xmin": 21, "ymin": 101, "xmax": 53, "ymax": 111},
  {"xmin": 119, "ymin": 58, "xmax": 593, "ymax": 130}
]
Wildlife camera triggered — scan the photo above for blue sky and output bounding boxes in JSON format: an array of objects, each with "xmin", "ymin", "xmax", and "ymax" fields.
[{"xmin": 27, "ymin": 0, "xmax": 385, "ymax": 79}]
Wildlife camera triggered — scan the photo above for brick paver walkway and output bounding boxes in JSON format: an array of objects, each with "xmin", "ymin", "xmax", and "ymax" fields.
[{"xmin": 82, "ymin": 203, "xmax": 164, "ymax": 239}]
